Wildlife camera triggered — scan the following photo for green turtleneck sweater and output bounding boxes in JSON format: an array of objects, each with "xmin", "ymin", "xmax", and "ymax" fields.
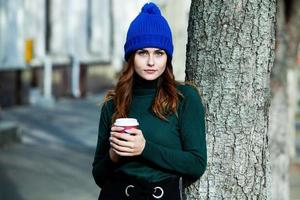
[{"xmin": 92, "ymin": 79, "xmax": 207, "ymax": 187}]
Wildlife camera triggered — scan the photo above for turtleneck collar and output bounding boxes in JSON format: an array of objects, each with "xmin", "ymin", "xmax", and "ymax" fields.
[{"xmin": 133, "ymin": 73, "xmax": 159, "ymax": 96}]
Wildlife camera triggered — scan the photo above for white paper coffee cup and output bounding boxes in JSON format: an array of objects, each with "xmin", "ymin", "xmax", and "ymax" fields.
[{"xmin": 114, "ymin": 118, "xmax": 139, "ymax": 133}]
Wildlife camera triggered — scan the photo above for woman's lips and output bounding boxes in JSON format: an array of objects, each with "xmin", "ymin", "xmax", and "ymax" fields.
[{"xmin": 144, "ymin": 69, "xmax": 157, "ymax": 74}]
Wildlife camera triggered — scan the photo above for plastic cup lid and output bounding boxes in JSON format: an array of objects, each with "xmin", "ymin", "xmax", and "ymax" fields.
[{"xmin": 114, "ymin": 118, "xmax": 139, "ymax": 126}]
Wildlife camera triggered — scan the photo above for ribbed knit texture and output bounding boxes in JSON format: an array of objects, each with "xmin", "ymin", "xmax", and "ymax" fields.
[
  {"xmin": 124, "ymin": 2, "xmax": 173, "ymax": 61},
  {"xmin": 92, "ymin": 80, "xmax": 207, "ymax": 186}
]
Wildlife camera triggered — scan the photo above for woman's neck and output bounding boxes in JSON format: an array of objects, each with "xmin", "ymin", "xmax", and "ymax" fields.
[
  {"xmin": 132, "ymin": 74, "xmax": 160, "ymax": 96},
  {"xmin": 133, "ymin": 74, "xmax": 159, "ymax": 89}
]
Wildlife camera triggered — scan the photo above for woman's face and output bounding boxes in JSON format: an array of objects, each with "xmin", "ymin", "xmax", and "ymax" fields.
[{"xmin": 134, "ymin": 48, "xmax": 167, "ymax": 81}]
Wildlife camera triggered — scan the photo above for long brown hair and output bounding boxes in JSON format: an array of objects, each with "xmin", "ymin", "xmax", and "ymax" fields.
[{"xmin": 105, "ymin": 54, "xmax": 181, "ymax": 122}]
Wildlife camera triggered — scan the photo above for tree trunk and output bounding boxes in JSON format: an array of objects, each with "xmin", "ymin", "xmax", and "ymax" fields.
[{"xmin": 185, "ymin": 0, "xmax": 276, "ymax": 199}]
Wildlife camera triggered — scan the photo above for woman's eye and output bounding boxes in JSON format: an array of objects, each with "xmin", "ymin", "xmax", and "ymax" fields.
[
  {"xmin": 155, "ymin": 51, "xmax": 164, "ymax": 56},
  {"xmin": 137, "ymin": 51, "xmax": 147, "ymax": 56}
]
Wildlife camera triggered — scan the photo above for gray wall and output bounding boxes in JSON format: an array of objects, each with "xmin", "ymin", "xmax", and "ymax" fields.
[
  {"xmin": 0, "ymin": 0, "xmax": 112, "ymax": 69},
  {"xmin": 0, "ymin": 0, "xmax": 190, "ymax": 81}
]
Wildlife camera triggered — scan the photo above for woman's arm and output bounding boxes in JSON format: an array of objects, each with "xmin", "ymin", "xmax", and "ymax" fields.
[{"xmin": 92, "ymin": 102, "xmax": 118, "ymax": 188}]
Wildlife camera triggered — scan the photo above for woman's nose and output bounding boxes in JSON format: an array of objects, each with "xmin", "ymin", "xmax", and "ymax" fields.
[{"xmin": 147, "ymin": 55, "xmax": 154, "ymax": 66}]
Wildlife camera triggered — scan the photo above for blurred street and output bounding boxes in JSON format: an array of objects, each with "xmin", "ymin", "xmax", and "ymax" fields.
[
  {"xmin": 0, "ymin": 93, "xmax": 300, "ymax": 200},
  {"xmin": 0, "ymin": 94, "xmax": 105, "ymax": 200},
  {"xmin": 290, "ymin": 122, "xmax": 300, "ymax": 200}
]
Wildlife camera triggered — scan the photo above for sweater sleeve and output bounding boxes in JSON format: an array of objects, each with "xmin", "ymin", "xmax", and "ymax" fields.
[
  {"xmin": 92, "ymin": 101, "xmax": 118, "ymax": 188},
  {"xmin": 141, "ymin": 86, "xmax": 207, "ymax": 178}
]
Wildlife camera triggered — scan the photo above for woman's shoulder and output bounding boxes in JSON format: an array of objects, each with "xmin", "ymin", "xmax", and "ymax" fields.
[
  {"xmin": 102, "ymin": 97, "xmax": 114, "ymax": 107},
  {"xmin": 176, "ymin": 83, "xmax": 205, "ymax": 112},
  {"xmin": 101, "ymin": 98, "xmax": 115, "ymax": 113},
  {"xmin": 176, "ymin": 82, "xmax": 200, "ymax": 98}
]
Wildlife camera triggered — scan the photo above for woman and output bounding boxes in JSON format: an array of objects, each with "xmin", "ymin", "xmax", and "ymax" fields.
[{"xmin": 92, "ymin": 2, "xmax": 207, "ymax": 200}]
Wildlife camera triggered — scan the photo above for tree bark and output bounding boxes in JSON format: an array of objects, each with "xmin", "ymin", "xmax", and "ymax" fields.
[{"xmin": 185, "ymin": 0, "xmax": 276, "ymax": 199}]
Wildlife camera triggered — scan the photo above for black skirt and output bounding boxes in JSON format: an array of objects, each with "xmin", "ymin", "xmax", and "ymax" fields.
[{"xmin": 98, "ymin": 172, "xmax": 182, "ymax": 200}]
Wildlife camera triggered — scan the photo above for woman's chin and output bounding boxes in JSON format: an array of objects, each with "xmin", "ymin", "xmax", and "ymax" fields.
[{"xmin": 140, "ymin": 75, "xmax": 159, "ymax": 81}]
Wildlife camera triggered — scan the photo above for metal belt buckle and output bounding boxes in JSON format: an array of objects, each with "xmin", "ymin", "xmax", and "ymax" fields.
[
  {"xmin": 125, "ymin": 185, "xmax": 135, "ymax": 197},
  {"xmin": 152, "ymin": 186, "xmax": 164, "ymax": 199}
]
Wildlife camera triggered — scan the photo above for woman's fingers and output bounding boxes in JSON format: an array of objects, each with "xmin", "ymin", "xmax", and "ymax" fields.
[
  {"xmin": 111, "ymin": 132, "xmax": 133, "ymax": 141},
  {"xmin": 110, "ymin": 142, "xmax": 134, "ymax": 153},
  {"xmin": 110, "ymin": 128, "xmax": 145, "ymax": 156},
  {"xmin": 110, "ymin": 135, "xmax": 142, "ymax": 155},
  {"xmin": 112, "ymin": 148, "xmax": 134, "ymax": 157},
  {"xmin": 110, "ymin": 135, "xmax": 133, "ymax": 148},
  {"xmin": 111, "ymin": 126, "xmax": 124, "ymax": 132},
  {"xmin": 125, "ymin": 128, "xmax": 141, "ymax": 135}
]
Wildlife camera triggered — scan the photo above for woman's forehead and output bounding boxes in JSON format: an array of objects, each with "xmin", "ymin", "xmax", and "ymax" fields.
[{"xmin": 138, "ymin": 48, "xmax": 165, "ymax": 51}]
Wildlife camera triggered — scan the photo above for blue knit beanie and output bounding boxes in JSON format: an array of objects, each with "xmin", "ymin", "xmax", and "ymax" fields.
[{"xmin": 124, "ymin": 2, "xmax": 173, "ymax": 61}]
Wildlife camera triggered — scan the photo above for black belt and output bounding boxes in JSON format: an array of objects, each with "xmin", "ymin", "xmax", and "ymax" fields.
[
  {"xmin": 124, "ymin": 184, "xmax": 164, "ymax": 199},
  {"xmin": 103, "ymin": 172, "xmax": 182, "ymax": 200}
]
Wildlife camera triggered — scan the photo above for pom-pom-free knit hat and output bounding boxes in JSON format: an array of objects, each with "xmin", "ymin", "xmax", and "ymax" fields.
[{"xmin": 124, "ymin": 2, "xmax": 173, "ymax": 61}]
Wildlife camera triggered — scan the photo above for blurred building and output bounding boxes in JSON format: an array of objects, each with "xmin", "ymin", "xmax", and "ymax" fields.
[{"xmin": 0, "ymin": 0, "xmax": 190, "ymax": 108}]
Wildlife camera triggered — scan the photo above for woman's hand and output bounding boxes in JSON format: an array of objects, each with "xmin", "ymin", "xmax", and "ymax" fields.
[
  {"xmin": 109, "ymin": 147, "xmax": 120, "ymax": 163},
  {"xmin": 109, "ymin": 126, "xmax": 146, "ymax": 157},
  {"xmin": 108, "ymin": 126, "xmax": 124, "ymax": 162}
]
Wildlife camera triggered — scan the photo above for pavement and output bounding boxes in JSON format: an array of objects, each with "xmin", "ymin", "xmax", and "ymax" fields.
[
  {"xmin": 0, "ymin": 94, "xmax": 300, "ymax": 200},
  {"xmin": 290, "ymin": 159, "xmax": 300, "ymax": 200},
  {"xmin": 291, "ymin": 123, "xmax": 300, "ymax": 200},
  {"xmin": 0, "ymin": 94, "xmax": 105, "ymax": 200}
]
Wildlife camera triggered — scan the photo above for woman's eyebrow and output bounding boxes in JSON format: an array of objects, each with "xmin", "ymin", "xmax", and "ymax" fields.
[
  {"xmin": 138, "ymin": 49, "xmax": 148, "ymax": 52},
  {"xmin": 154, "ymin": 49, "xmax": 165, "ymax": 53}
]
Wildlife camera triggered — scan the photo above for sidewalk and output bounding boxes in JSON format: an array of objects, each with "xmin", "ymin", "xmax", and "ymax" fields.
[
  {"xmin": 290, "ymin": 158, "xmax": 300, "ymax": 200},
  {"xmin": 291, "ymin": 121, "xmax": 300, "ymax": 200},
  {"xmin": 1, "ymin": 95, "xmax": 300, "ymax": 200},
  {"xmin": 0, "ymin": 94, "xmax": 105, "ymax": 200}
]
